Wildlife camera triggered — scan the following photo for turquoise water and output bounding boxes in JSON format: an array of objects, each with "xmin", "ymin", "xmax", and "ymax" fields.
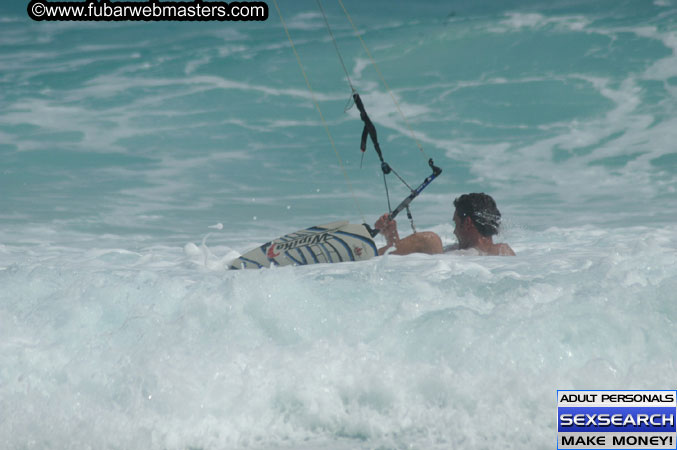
[{"xmin": 1, "ymin": 0, "xmax": 677, "ymax": 448}]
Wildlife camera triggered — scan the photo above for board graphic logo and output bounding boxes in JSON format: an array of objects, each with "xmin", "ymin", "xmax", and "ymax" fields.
[
  {"xmin": 266, "ymin": 243, "xmax": 280, "ymax": 258},
  {"xmin": 274, "ymin": 233, "xmax": 331, "ymax": 252}
]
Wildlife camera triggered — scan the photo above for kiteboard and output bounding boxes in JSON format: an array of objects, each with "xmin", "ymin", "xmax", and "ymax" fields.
[{"xmin": 228, "ymin": 221, "xmax": 378, "ymax": 269}]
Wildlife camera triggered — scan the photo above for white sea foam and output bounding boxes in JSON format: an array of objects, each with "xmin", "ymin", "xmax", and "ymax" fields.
[
  {"xmin": 492, "ymin": 12, "xmax": 591, "ymax": 33},
  {"xmin": 1, "ymin": 224, "xmax": 676, "ymax": 449}
]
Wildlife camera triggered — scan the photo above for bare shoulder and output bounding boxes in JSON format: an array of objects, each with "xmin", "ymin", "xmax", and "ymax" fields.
[
  {"xmin": 417, "ymin": 231, "xmax": 444, "ymax": 255},
  {"xmin": 497, "ymin": 243, "xmax": 516, "ymax": 256}
]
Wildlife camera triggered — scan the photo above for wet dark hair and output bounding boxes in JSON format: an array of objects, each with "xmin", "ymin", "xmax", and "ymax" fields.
[{"xmin": 453, "ymin": 193, "xmax": 501, "ymax": 237}]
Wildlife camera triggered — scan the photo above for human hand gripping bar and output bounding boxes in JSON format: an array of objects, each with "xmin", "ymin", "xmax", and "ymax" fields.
[{"xmin": 364, "ymin": 158, "xmax": 442, "ymax": 238}]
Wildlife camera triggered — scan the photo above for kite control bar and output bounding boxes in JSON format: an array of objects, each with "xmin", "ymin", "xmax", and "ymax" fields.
[{"xmin": 364, "ymin": 158, "xmax": 442, "ymax": 238}]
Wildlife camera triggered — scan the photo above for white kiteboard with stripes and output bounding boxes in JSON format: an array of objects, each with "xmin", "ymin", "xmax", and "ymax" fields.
[{"xmin": 228, "ymin": 221, "xmax": 378, "ymax": 269}]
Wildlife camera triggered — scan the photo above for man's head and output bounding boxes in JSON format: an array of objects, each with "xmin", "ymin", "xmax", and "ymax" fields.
[{"xmin": 453, "ymin": 193, "xmax": 502, "ymax": 241}]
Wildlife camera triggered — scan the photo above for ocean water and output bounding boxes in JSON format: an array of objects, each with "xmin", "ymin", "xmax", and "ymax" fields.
[{"xmin": 1, "ymin": 0, "xmax": 677, "ymax": 448}]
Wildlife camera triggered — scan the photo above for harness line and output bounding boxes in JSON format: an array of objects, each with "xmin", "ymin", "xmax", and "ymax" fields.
[
  {"xmin": 316, "ymin": 0, "xmax": 355, "ymax": 94},
  {"xmin": 337, "ymin": 0, "xmax": 430, "ymax": 162},
  {"xmin": 273, "ymin": 1, "xmax": 442, "ymax": 237},
  {"xmin": 318, "ymin": 0, "xmax": 426, "ymax": 224},
  {"xmin": 271, "ymin": 0, "xmax": 366, "ymax": 223}
]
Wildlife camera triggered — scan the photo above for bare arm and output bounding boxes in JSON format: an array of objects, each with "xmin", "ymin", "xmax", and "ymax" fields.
[
  {"xmin": 498, "ymin": 243, "xmax": 516, "ymax": 256},
  {"xmin": 374, "ymin": 214, "xmax": 443, "ymax": 256},
  {"xmin": 374, "ymin": 213, "xmax": 399, "ymax": 255}
]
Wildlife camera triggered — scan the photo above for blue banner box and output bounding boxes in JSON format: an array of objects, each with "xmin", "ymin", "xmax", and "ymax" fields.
[{"xmin": 558, "ymin": 407, "xmax": 676, "ymax": 433}]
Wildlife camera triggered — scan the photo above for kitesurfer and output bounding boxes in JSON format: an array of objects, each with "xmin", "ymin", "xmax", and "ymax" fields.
[{"xmin": 375, "ymin": 193, "xmax": 515, "ymax": 256}]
